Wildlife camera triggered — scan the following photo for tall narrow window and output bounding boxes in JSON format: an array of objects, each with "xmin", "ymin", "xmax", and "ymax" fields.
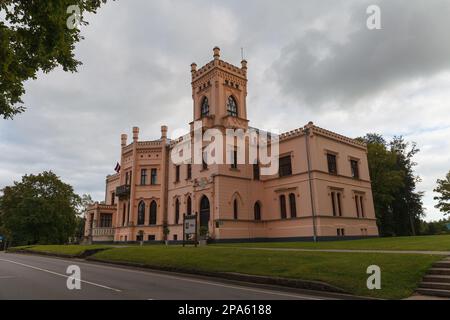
[
  {"xmin": 187, "ymin": 196, "xmax": 192, "ymax": 215},
  {"xmin": 125, "ymin": 172, "xmax": 129, "ymax": 185},
  {"xmin": 122, "ymin": 203, "xmax": 126, "ymax": 226},
  {"xmin": 254, "ymin": 202, "xmax": 261, "ymax": 221},
  {"xmin": 337, "ymin": 193, "xmax": 342, "ymax": 217},
  {"xmin": 289, "ymin": 193, "xmax": 297, "ymax": 218},
  {"xmin": 140, "ymin": 169, "xmax": 147, "ymax": 185},
  {"xmin": 253, "ymin": 163, "xmax": 260, "ymax": 180},
  {"xmin": 233, "ymin": 199, "xmax": 238, "ymax": 220},
  {"xmin": 227, "ymin": 96, "xmax": 238, "ymax": 117},
  {"xmin": 187, "ymin": 164, "xmax": 192, "ymax": 180},
  {"xmin": 327, "ymin": 154, "xmax": 337, "ymax": 174},
  {"xmin": 111, "ymin": 192, "xmax": 115, "ymax": 205},
  {"xmin": 138, "ymin": 201, "xmax": 145, "ymax": 225},
  {"xmin": 360, "ymin": 196, "xmax": 365, "ymax": 218},
  {"xmin": 201, "ymin": 97, "xmax": 209, "ymax": 117},
  {"xmin": 175, "ymin": 198, "xmax": 180, "ymax": 224},
  {"xmin": 279, "ymin": 155, "xmax": 292, "ymax": 177},
  {"xmin": 355, "ymin": 196, "xmax": 360, "ymax": 218},
  {"xmin": 280, "ymin": 195, "xmax": 287, "ymax": 219},
  {"xmin": 202, "ymin": 152, "xmax": 208, "ymax": 170},
  {"xmin": 231, "ymin": 149, "xmax": 238, "ymax": 169},
  {"xmin": 175, "ymin": 165, "xmax": 180, "ymax": 182},
  {"xmin": 331, "ymin": 192, "xmax": 337, "ymax": 217},
  {"xmin": 151, "ymin": 168, "xmax": 157, "ymax": 185},
  {"xmin": 350, "ymin": 160, "xmax": 359, "ymax": 179},
  {"xmin": 149, "ymin": 201, "xmax": 157, "ymax": 225}
]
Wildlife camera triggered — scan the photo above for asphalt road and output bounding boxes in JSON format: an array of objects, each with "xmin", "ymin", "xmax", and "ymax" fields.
[{"xmin": 0, "ymin": 252, "xmax": 333, "ymax": 300}]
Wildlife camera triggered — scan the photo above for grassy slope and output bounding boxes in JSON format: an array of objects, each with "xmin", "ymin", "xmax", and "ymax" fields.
[
  {"xmin": 215, "ymin": 235, "xmax": 450, "ymax": 251},
  {"xmin": 9, "ymin": 244, "xmax": 112, "ymax": 256},
  {"xmin": 92, "ymin": 246, "xmax": 441, "ymax": 299}
]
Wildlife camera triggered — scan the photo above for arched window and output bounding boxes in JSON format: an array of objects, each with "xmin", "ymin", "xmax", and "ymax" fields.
[
  {"xmin": 187, "ymin": 196, "xmax": 192, "ymax": 215},
  {"xmin": 227, "ymin": 96, "xmax": 238, "ymax": 117},
  {"xmin": 280, "ymin": 195, "xmax": 287, "ymax": 219},
  {"xmin": 175, "ymin": 198, "xmax": 180, "ymax": 224},
  {"xmin": 254, "ymin": 202, "xmax": 261, "ymax": 221},
  {"xmin": 149, "ymin": 201, "xmax": 157, "ymax": 225},
  {"xmin": 289, "ymin": 193, "xmax": 297, "ymax": 218},
  {"xmin": 201, "ymin": 97, "xmax": 209, "ymax": 117},
  {"xmin": 233, "ymin": 199, "xmax": 238, "ymax": 220},
  {"xmin": 137, "ymin": 201, "xmax": 145, "ymax": 225}
]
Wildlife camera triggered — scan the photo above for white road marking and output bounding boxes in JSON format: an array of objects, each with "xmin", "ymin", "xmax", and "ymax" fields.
[
  {"xmin": 2, "ymin": 254, "xmax": 324, "ymax": 300},
  {"xmin": 0, "ymin": 276, "xmax": 16, "ymax": 279},
  {"xmin": 0, "ymin": 258, "xmax": 122, "ymax": 293},
  {"xmin": 22, "ymin": 256, "xmax": 322, "ymax": 300}
]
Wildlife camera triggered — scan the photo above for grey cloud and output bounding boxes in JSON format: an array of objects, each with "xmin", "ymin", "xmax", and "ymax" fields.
[{"xmin": 273, "ymin": 0, "xmax": 450, "ymax": 109}]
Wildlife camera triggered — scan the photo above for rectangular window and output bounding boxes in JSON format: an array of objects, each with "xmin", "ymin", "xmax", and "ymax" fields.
[
  {"xmin": 337, "ymin": 193, "xmax": 342, "ymax": 217},
  {"xmin": 331, "ymin": 192, "xmax": 337, "ymax": 216},
  {"xmin": 280, "ymin": 195, "xmax": 287, "ymax": 219},
  {"xmin": 100, "ymin": 214, "xmax": 112, "ymax": 228},
  {"xmin": 231, "ymin": 149, "xmax": 238, "ymax": 169},
  {"xmin": 187, "ymin": 164, "xmax": 192, "ymax": 180},
  {"xmin": 151, "ymin": 168, "xmax": 157, "ymax": 185},
  {"xmin": 173, "ymin": 234, "xmax": 178, "ymax": 241},
  {"xmin": 148, "ymin": 235, "xmax": 156, "ymax": 241},
  {"xmin": 279, "ymin": 155, "xmax": 292, "ymax": 177},
  {"xmin": 327, "ymin": 153, "xmax": 337, "ymax": 175},
  {"xmin": 350, "ymin": 160, "xmax": 359, "ymax": 179},
  {"xmin": 253, "ymin": 163, "xmax": 260, "ymax": 180},
  {"xmin": 360, "ymin": 196, "xmax": 365, "ymax": 218},
  {"xmin": 175, "ymin": 165, "xmax": 180, "ymax": 182},
  {"xmin": 337, "ymin": 228, "xmax": 341, "ymax": 236},
  {"xmin": 111, "ymin": 192, "xmax": 115, "ymax": 205},
  {"xmin": 140, "ymin": 169, "xmax": 147, "ymax": 185},
  {"xmin": 355, "ymin": 196, "xmax": 360, "ymax": 218}
]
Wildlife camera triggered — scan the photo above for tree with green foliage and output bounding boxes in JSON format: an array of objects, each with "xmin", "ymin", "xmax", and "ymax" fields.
[
  {"xmin": 359, "ymin": 134, "xmax": 424, "ymax": 236},
  {"xmin": 434, "ymin": 171, "xmax": 450, "ymax": 216},
  {"xmin": 0, "ymin": 0, "xmax": 109, "ymax": 119},
  {"xmin": 358, "ymin": 134, "xmax": 403, "ymax": 236},
  {"xmin": 0, "ymin": 171, "xmax": 80, "ymax": 245}
]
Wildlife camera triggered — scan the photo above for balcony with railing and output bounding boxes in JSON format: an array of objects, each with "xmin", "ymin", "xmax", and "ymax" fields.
[
  {"xmin": 92, "ymin": 227, "xmax": 115, "ymax": 237},
  {"xmin": 116, "ymin": 184, "xmax": 131, "ymax": 198}
]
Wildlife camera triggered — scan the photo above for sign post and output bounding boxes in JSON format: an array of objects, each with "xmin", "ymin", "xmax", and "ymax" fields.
[{"xmin": 183, "ymin": 213, "xmax": 197, "ymax": 247}]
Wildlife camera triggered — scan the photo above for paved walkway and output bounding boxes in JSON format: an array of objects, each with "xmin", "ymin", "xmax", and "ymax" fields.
[{"xmin": 216, "ymin": 246, "xmax": 450, "ymax": 255}]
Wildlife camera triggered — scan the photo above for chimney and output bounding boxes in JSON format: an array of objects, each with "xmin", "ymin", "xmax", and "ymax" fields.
[
  {"xmin": 121, "ymin": 134, "xmax": 127, "ymax": 147},
  {"xmin": 132, "ymin": 127, "xmax": 139, "ymax": 142},
  {"xmin": 161, "ymin": 125, "xmax": 168, "ymax": 140}
]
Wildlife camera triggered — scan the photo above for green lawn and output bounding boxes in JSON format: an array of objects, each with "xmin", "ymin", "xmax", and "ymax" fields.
[
  {"xmin": 214, "ymin": 235, "xmax": 450, "ymax": 251},
  {"xmin": 91, "ymin": 245, "xmax": 441, "ymax": 299},
  {"xmin": 8, "ymin": 244, "xmax": 112, "ymax": 256}
]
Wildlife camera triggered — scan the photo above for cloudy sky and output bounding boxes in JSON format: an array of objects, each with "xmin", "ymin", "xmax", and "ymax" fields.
[{"xmin": 1, "ymin": 0, "xmax": 449, "ymax": 221}]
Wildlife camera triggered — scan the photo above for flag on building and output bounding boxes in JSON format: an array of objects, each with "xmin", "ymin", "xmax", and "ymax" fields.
[{"xmin": 114, "ymin": 162, "xmax": 121, "ymax": 173}]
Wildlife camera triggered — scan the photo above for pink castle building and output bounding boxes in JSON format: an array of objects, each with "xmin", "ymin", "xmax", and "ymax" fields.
[{"xmin": 84, "ymin": 48, "xmax": 379, "ymax": 243}]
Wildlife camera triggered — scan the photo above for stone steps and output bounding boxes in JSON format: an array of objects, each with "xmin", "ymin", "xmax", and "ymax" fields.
[
  {"xmin": 423, "ymin": 275, "xmax": 450, "ymax": 283},
  {"xmin": 416, "ymin": 288, "xmax": 450, "ymax": 298},
  {"xmin": 416, "ymin": 257, "xmax": 450, "ymax": 299}
]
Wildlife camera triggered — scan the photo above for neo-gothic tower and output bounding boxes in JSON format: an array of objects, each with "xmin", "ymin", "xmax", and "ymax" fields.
[{"xmin": 190, "ymin": 47, "xmax": 249, "ymax": 131}]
